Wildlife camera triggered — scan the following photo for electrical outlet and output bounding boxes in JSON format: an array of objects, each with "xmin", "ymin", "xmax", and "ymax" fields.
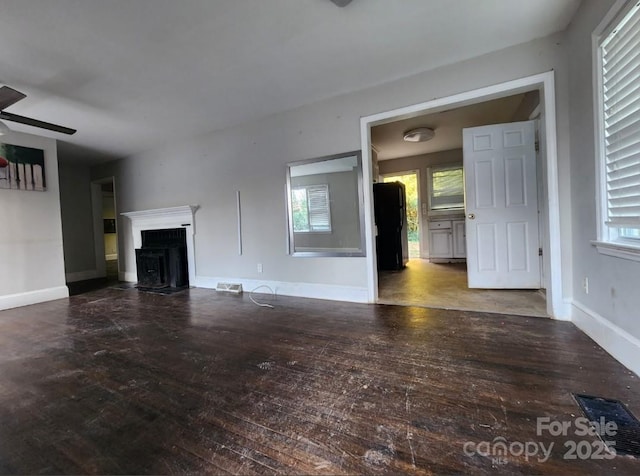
[
  {"xmin": 257, "ymin": 263, "xmax": 263, "ymax": 273},
  {"xmin": 583, "ymin": 277, "xmax": 589, "ymax": 294}
]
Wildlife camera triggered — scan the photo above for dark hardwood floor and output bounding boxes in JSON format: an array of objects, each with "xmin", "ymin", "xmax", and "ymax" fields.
[{"xmin": 0, "ymin": 287, "xmax": 638, "ymax": 474}]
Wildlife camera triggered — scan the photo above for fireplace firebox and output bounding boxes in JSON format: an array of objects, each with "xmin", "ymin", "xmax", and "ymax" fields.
[{"xmin": 135, "ymin": 228, "xmax": 188, "ymax": 289}]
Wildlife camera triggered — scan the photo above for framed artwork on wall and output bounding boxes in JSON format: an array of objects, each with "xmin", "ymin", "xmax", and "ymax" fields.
[{"xmin": 0, "ymin": 143, "xmax": 46, "ymax": 191}]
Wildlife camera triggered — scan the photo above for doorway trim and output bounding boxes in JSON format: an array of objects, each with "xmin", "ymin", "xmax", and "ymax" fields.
[{"xmin": 360, "ymin": 71, "xmax": 566, "ymax": 319}]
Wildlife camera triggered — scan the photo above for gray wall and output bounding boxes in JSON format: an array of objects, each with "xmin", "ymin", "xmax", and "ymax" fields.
[
  {"xmin": 379, "ymin": 149, "xmax": 463, "ymax": 258},
  {"xmin": 566, "ymin": 0, "xmax": 640, "ymax": 341},
  {"xmin": 91, "ymin": 31, "xmax": 570, "ymax": 300},
  {"xmin": 58, "ymin": 162, "xmax": 96, "ymax": 277},
  {"xmin": 0, "ymin": 130, "xmax": 67, "ymax": 309}
]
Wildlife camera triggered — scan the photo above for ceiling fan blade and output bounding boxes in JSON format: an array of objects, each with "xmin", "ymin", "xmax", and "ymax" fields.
[
  {"xmin": 0, "ymin": 111, "xmax": 76, "ymax": 135},
  {"xmin": 0, "ymin": 86, "xmax": 27, "ymax": 110}
]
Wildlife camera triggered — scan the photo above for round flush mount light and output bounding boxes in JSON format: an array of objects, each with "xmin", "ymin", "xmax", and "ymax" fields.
[{"xmin": 403, "ymin": 127, "xmax": 435, "ymax": 142}]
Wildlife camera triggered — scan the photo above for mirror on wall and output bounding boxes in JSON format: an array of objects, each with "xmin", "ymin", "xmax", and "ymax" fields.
[{"xmin": 286, "ymin": 150, "xmax": 366, "ymax": 257}]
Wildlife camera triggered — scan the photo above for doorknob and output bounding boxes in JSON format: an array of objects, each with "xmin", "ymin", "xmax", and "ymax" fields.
[{"xmin": 467, "ymin": 213, "xmax": 475, "ymax": 220}]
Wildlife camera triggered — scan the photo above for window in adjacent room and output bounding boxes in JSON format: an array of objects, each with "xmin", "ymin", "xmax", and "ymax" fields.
[
  {"xmin": 594, "ymin": 0, "xmax": 640, "ymax": 257},
  {"xmin": 291, "ymin": 184, "xmax": 331, "ymax": 232},
  {"xmin": 427, "ymin": 165, "xmax": 464, "ymax": 212}
]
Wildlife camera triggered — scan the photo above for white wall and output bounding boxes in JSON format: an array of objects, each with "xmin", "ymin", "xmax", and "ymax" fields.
[
  {"xmin": 565, "ymin": 0, "xmax": 640, "ymax": 375},
  {"xmin": 58, "ymin": 161, "xmax": 97, "ymax": 280},
  {"xmin": 91, "ymin": 32, "xmax": 571, "ymax": 303},
  {"xmin": 0, "ymin": 131, "xmax": 68, "ymax": 310}
]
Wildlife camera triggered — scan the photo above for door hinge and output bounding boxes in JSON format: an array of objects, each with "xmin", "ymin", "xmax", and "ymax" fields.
[
  {"xmin": 538, "ymin": 247, "xmax": 543, "ymax": 256},
  {"xmin": 535, "ymin": 141, "xmax": 540, "ymax": 152}
]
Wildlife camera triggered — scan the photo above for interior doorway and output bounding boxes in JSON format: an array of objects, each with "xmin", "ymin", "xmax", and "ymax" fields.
[
  {"xmin": 91, "ymin": 177, "xmax": 119, "ymax": 283},
  {"xmin": 373, "ymin": 101, "xmax": 545, "ymax": 316},
  {"xmin": 361, "ymin": 72, "xmax": 564, "ymax": 318}
]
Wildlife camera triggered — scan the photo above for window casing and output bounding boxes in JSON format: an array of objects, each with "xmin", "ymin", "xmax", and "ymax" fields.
[
  {"xmin": 595, "ymin": 0, "xmax": 640, "ymax": 254},
  {"xmin": 291, "ymin": 185, "xmax": 331, "ymax": 233}
]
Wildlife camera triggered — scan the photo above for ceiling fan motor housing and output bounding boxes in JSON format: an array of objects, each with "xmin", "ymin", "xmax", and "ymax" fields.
[{"xmin": 330, "ymin": 0, "xmax": 353, "ymax": 7}]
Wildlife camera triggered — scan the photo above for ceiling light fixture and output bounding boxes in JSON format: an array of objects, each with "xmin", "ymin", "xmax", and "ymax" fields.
[{"xmin": 403, "ymin": 127, "xmax": 435, "ymax": 142}]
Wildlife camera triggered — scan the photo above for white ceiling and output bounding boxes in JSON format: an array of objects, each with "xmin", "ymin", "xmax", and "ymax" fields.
[
  {"xmin": 0, "ymin": 0, "xmax": 580, "ymax": 163},
  {"xmin": 371, "ymin": 93, "xmax": 534, "ymax": 160}
]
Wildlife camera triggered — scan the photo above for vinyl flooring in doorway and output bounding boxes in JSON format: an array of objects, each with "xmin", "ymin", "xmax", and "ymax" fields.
[{"xmin": 378, "ymin": 259, "xmax": 548, "ymax": 317}]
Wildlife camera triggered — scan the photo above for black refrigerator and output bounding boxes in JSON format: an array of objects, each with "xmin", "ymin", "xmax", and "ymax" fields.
[{"xmin": 373, "ymin": 182, "xmax": 409, "ymax": 270}]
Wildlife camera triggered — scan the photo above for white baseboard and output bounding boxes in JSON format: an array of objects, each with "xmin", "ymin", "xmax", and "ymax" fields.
[
  {"xmin": 0, "ymin": 286, "xmax": 69, "ymax": 311},
  {"xmin": 120, "ymin": 271, "xmax": 137, "ymax": 282},
  {"xmin": 554, "ymin": 298, "xmax": 572, "ymax": 321},
  {"xmin": 572, "ymin": 301, "xmax": 640, "ymax": 377},
  {"xmin": 105, "ymin": 254, "xmax": 118, "ymax": 261},
  {"xmin": 194, "ymin": 275, "xmax": 369, "ymax": 303},
  {"xmin": 65, "ymin": 269, "xmax": 102, "ymax": 283}
]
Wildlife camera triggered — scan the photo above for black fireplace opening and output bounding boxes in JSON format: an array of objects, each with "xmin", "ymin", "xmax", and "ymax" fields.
[{"xmin": 135, "ymin": 228, "xmax": 188, "ymax": 289}]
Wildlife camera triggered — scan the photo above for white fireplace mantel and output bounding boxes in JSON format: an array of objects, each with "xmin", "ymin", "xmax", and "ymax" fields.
[{"xmin": 122, "ymin": 205, "xmax": 199, "ymax": 286}]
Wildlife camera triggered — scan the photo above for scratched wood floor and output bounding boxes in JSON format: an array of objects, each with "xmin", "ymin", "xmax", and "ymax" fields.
[{"xmin": 0, "ymin": 287, "xmax": 638, "ymax": 475}]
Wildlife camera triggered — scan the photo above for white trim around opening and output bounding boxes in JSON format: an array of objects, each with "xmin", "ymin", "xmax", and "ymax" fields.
[{"xmin": 360, "ymin": 71, "xmax": 567, "ymax": 319}]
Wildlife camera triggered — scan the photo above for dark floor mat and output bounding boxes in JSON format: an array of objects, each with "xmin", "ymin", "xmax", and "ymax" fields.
[
  {"xmin": 111, "ymin": 283, "xmax": 137, "ymax": 290},
  {"xmin": 135, "ymin": 286, "xmax": 188, "ymax": 295},
  {"xmin": 110, "ymin": 283, "xmax": 187, "ymax": 295},
  {"xmin": 573, "ymin": 393, "xmax": 640, "ymax": 457}
]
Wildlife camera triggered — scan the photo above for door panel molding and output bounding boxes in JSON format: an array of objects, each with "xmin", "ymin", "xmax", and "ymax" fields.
[{"xmin": 464, "ymin": 121, "xmax": 540, "ymax": 289}]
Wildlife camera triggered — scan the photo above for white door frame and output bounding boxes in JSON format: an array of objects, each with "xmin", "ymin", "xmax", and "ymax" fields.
[
  {"xmin": 379, "ymin": 169, "xmax": 423, "ymax": 259},
  {"xmin": 360, "ymin": 71, "xmax": 566, "ymax": 319}
]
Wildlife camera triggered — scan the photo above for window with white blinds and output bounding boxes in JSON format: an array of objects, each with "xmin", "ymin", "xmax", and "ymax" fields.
[
  {"xmin": 599, "ymin": 1, "xmax": 640, "ymax": 234},
  {"xmin": 291, "ymin": 185, "xmax": 331, "ymax": 232},
  {"xmin": 428, "ymin": 166, "xmax": 464, "ymax": 211}
]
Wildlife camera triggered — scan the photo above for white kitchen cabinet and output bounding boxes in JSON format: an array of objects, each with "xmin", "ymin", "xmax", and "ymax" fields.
[
  {"xmin": 453, "ymin": 220, "xmax": 466, "ymax": 258},
  {"xmin": 428, "ymin": 218, "xmax": 466, "ymax": 262},
  {"xmin": 429, "ymin": 229, "xmax": 453, "ymax": 258}
]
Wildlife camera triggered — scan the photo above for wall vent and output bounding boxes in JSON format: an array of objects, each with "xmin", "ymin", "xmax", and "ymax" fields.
[{"xmin": 215, "ymin": 283, "xmax": 243, "ymax": 294}]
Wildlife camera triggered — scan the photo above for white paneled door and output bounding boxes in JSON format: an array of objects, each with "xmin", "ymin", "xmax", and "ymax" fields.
[{"xmin": 463, "ymin": 121, "xmax": 540, "ymax": 289}]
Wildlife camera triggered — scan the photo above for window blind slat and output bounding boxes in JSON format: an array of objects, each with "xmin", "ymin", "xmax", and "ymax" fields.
[
  {"xmin": 604, "ymin": 103, "xmax": 640, "ymax": 135},
  {"xmin": 605, "ymin": 118, "xmax": 640, "ymax": 148},
  {"xmin": 603, "ymin": 37, "xmax": 640, "ymax": 77},
  {"xmin": 603, "ymin": 54, "xmax": 640, "ymax": 92},
  {"xmin": 607, "ymin": 218, "xmax": 640, "ymax": 227},
  {"xmin": 605, "ymin": 129, "xmax": 640, "ymax": 156},
  {"xmin": 604, "ymin": 84, "xmax": 640, "ymax": 116},
  {"xmin": 609, "ymin": 177, "xmax": 640, "ymax": 199},
  {"xmin": 607, "ymin": 162, "xmax": 640, "ymax": 183},
  {"xmin": 603, "ymin": 68, "xmax": 640, "ymax": 108},
  {"xmin": 604, "ymin": 94, "xmax": 640, "ymax": 127},
  {"xmin": 609, "ymin": 190, "xmax": 640, "ymax": 208},
  {"xmin": 606, "ymin": 141, "xmax": 640, "ymax": 164},
  {"xmin": 609, "ymin": 205, "xmax": 640, "ymax": 218},
  {"xmin": 603, "ymin": 43, "xmax": 640, "ymax": 84}
]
